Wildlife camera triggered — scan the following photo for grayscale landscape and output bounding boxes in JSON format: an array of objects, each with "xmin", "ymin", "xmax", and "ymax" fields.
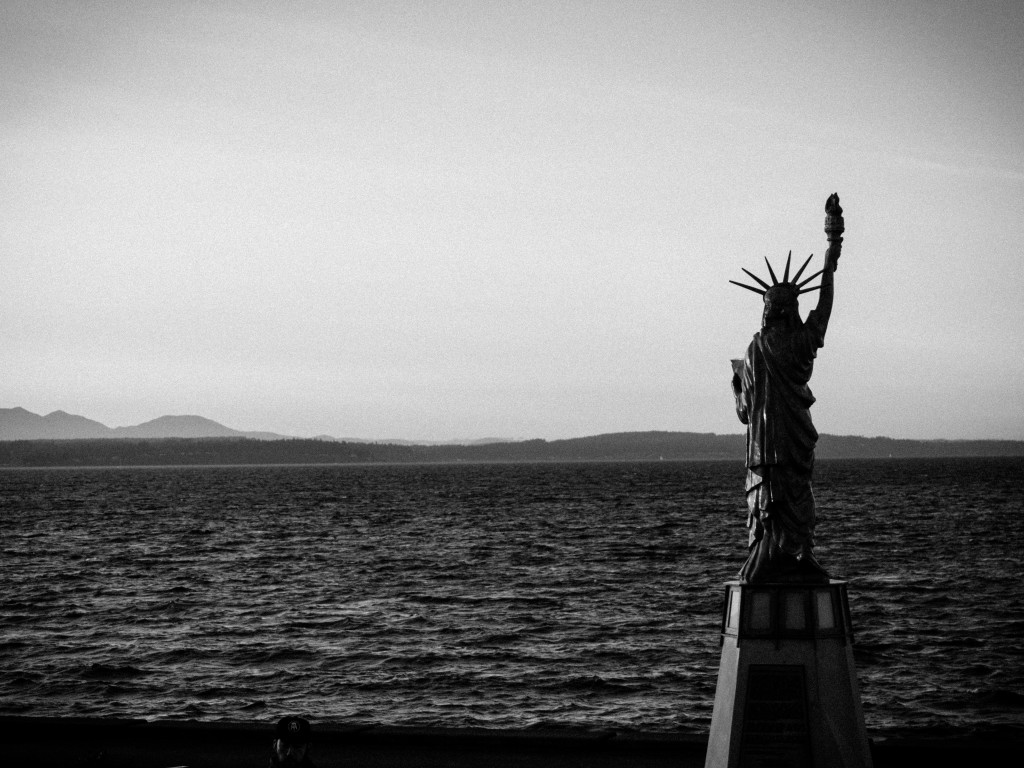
[{"xmin": 2, "ymin": 2, "xmax": 1022, "ymax": 766}]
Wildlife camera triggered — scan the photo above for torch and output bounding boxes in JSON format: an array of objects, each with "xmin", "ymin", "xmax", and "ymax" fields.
[{"xmin": 824, "ymin": 193, "xmax": 844, "ymax": 271}]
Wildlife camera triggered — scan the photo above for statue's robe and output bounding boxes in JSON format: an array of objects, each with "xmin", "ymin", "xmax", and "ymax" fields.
[{"xmin": 736, "ymin": 308, "xmax": 829, "ymax": 582}]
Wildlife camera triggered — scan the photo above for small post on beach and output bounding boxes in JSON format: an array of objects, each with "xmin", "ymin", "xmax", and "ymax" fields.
[{"xmin": 706, "ymin": 195, "xmax": 872, "ymax": 767}]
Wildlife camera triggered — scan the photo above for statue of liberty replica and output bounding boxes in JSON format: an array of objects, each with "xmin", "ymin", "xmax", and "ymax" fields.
[
  {"xmin": 705, "ymin": 195, "xmax": 873, "ymax": 768},
  {"xmin": 728, "ymin": 193, "xmax": 844, "ymax": 583}
]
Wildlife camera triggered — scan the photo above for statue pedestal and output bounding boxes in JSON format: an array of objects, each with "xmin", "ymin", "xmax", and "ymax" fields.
[{"xmin": 704, "ymin": 581, "xmax": 872, "ymax": 768}]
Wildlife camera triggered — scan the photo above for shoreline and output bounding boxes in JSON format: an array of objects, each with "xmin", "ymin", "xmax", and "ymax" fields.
[{"xmin": 2, "ymin": 716, "xmax": 1019, "ymax": 767}]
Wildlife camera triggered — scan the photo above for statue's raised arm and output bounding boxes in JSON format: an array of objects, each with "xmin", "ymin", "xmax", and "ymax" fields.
[
  {"xmin": 813, "ymin": 193, "xmax": 844, "ymax": 333},
  {"xmin": 727, "ymin": 194, "xmax": 847, "ymax": 583}
]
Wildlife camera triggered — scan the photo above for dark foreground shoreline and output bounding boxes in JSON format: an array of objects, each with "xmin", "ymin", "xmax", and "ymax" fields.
[{"xmin": 2, "ymin": 717, "xmax": 1020, "ymax": 767}]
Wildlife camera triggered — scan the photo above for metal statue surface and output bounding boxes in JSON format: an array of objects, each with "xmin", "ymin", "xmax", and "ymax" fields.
[{"xmin": 729, "ymin": 194, "xmax": 844, "ymax": 583}]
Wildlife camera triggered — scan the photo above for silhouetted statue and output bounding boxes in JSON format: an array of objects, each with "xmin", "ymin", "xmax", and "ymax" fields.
[{"xmin": 729, "ymin": 194, "xmax": 844, "ymax": 583}]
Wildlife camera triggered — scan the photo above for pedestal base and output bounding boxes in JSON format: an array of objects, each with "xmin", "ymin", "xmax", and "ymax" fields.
[{"xmin": 705, "ymin": 581, "xmax": 872, "ymax": 768}]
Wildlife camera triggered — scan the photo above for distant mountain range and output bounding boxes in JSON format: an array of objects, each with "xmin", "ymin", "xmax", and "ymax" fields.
[
  {"xmin": 1, "ymin": 407, "xmax": 1023, "ymax": 466},
  {"xmin": 0, "ymin": 407, "xmax": 287, "ymax": 441},
  {"xmin": 0, "ymin": 407, "xmax": 510, "ymax": 445}
]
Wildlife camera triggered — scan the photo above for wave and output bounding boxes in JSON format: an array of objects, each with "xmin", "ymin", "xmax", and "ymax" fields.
[{"xmin": 80, "ymin": 664, "xmax": 148, "ymax": 680}]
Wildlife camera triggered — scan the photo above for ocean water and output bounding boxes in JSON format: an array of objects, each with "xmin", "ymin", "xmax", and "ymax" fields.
[{"xmin": 1, "ymin": 458, "xmax": 1022, "ymax": 739}]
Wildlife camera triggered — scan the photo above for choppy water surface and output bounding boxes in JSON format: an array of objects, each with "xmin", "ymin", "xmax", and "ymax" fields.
[{"xmin": 2, "ymin": 458, "xmax": 1022, "ymax": 739}]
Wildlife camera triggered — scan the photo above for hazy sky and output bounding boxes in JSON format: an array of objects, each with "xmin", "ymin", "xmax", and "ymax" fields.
[{"xmin": 3, "ymin": 1, "xmax": 1022, "ymax": 441}]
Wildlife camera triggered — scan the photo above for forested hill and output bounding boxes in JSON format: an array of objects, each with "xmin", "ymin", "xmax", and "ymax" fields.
[{"xmin": 1, "ymin": 431, "xmax": 1022, "ymax": 466}]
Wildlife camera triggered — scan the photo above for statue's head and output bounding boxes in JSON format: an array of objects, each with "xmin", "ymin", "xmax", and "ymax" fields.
[
  {"xmin": 730, "ymin": 251, "xmax": 821, "ymax": 329},
  {"xmin": 762, "ymin": 284, "xmax": 799, "ymax": 329}
]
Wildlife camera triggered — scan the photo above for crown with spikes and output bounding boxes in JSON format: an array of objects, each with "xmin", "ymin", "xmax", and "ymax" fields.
[{"xmin": 729, "ymin": 251, "xmax": 824, "ymax": 303}]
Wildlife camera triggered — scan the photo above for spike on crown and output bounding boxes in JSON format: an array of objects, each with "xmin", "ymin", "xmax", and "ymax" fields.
[{"xmin": 729, "ymin": 250, "xmax": 822, "ymax": 301}]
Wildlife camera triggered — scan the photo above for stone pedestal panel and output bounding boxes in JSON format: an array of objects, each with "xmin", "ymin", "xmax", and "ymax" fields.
[{"xmin": 705, "ymin": 581, "xmax": 872, "ymax": 768}]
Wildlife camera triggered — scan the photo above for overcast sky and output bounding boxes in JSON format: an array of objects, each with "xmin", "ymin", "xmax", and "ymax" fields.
[{"xmin": 3, "ymin": 1, "xmax": 1022, "ymax": 441}]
